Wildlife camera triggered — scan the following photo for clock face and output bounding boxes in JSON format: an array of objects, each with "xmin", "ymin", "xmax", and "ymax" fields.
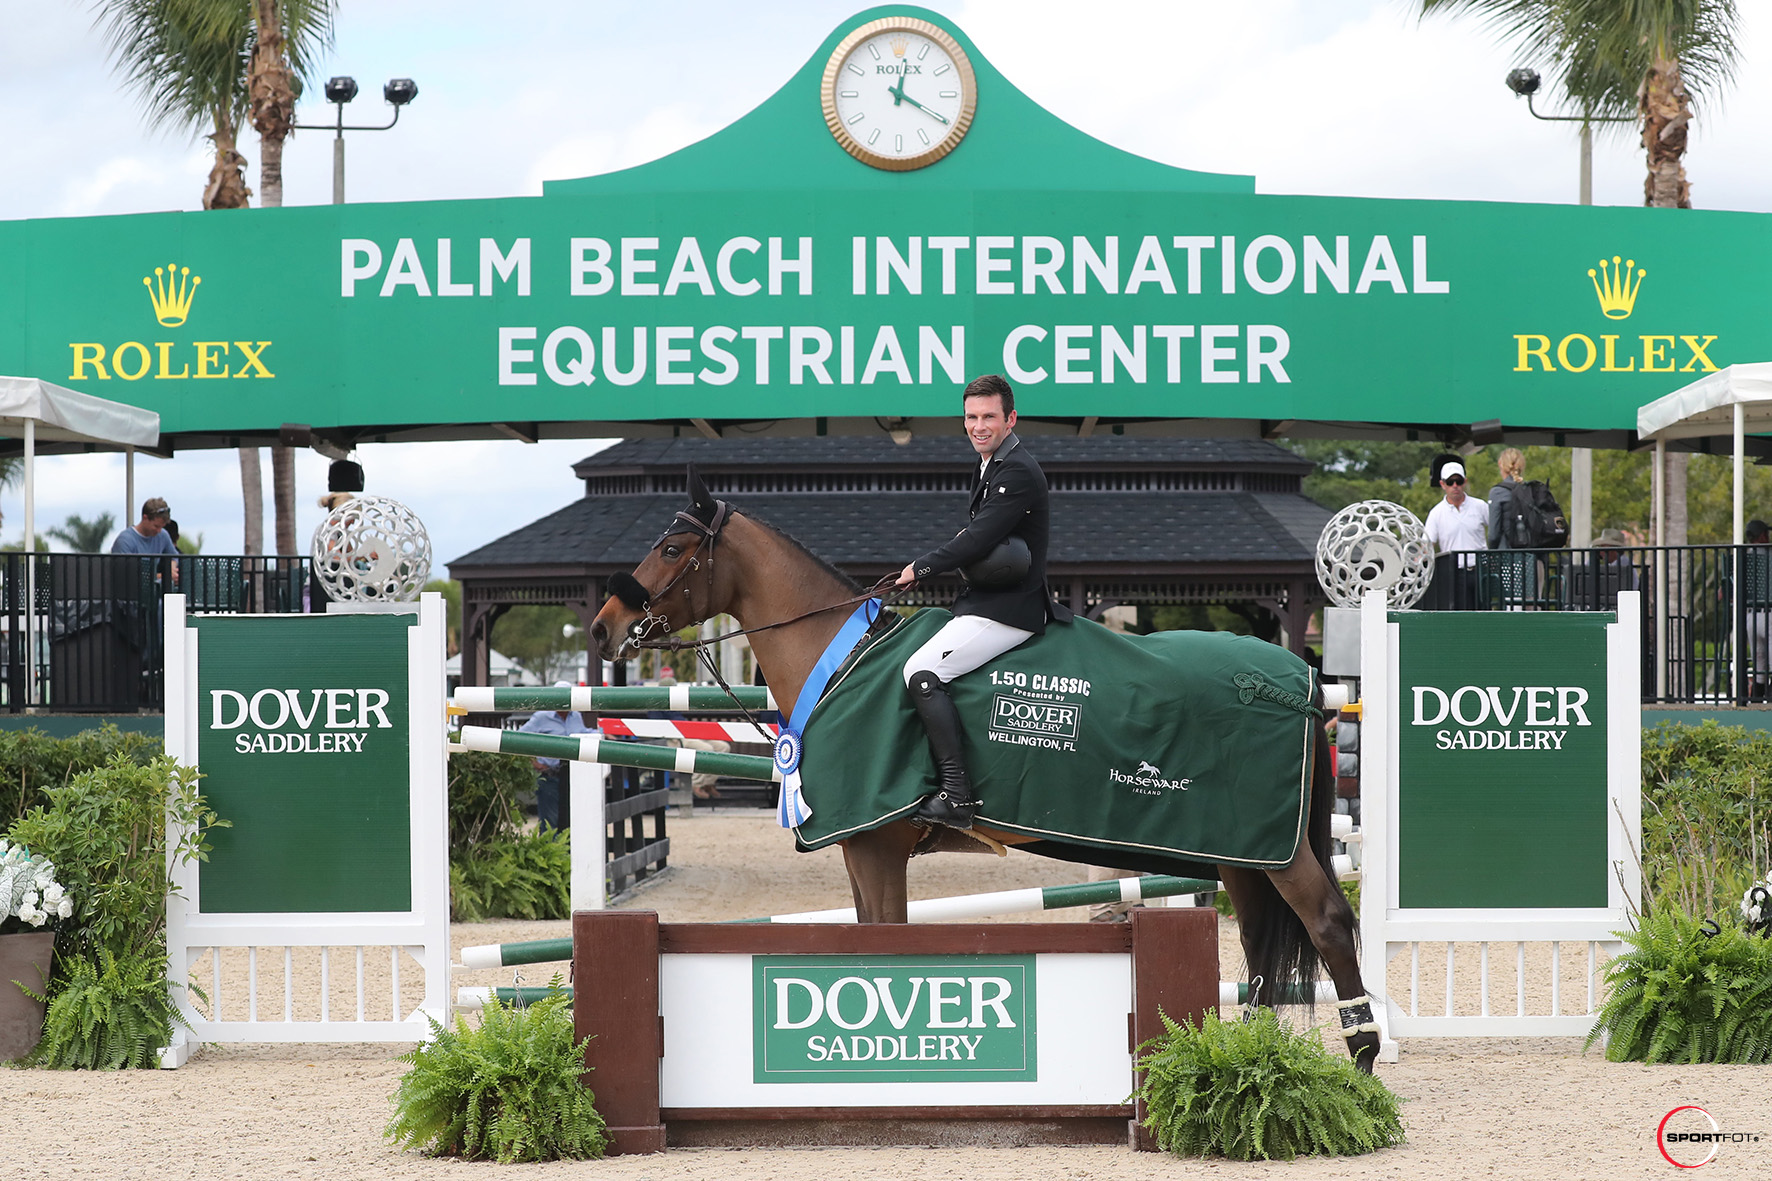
[{"xmin": 822, "ymin": 18, "xmax": 978, "ymax": 171}]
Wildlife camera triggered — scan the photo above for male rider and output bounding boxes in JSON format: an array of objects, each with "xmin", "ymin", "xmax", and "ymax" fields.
[{"xmin": 896, "ymin": 375, "xmax": 1073, "ymax": 828}]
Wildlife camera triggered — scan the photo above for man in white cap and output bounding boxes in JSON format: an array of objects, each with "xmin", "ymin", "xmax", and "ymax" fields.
[
  {"xmin": 517, "ymin": 680, "xmax": 592, "ymax": 830},
  {"xmin": 1423, "ymin": 460, "xmax": 1488, "ymax": 608}
]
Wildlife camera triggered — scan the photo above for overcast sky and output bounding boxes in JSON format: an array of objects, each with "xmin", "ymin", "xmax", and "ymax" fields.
[{"xmin": 5, "ymin": 0, "xmax": 1770, "ymax": 561}]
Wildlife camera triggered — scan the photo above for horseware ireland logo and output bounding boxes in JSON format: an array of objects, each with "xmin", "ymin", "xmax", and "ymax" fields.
[
  {"xmin": 1109, "ymin": 760, "xmax": 1192, "ymax": 794},
  {"xmin": 144, "ymin": 263, "xmax": 200, "ymax": 326},
  {"xmin": 1589, "ymin": 255, "xmax": 1644, "ymax": 320}
]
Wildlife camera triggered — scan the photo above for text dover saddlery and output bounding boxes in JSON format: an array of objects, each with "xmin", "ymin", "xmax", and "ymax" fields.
[{"xmin": 1411, "ymin": 684, "xmax": 1591, "ymax": 752}]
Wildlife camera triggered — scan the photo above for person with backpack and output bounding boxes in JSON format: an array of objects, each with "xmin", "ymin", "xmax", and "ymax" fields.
[
  {"xmin": 1487, "ymin": 449, "xmax": 1570, "ymax": 551},
  {"xmin": 1486, "ymin": 449, "xmax": 1568, "ymax": 607}
]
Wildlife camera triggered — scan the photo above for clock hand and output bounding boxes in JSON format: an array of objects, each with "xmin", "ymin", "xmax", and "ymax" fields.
[
  {"xmin": 888, "ymin": 71, "xmax": 907, "ymax": 106},
  {"xmin": 895, "ymin": 88, "xmax": 951, "ymax": 125}
]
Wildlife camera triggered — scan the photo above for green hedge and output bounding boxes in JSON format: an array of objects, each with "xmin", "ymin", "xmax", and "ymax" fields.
[
  {"xmin": 1641, "ymin": 721, "xmax": 1771, "ymax": 915},
  {"xmin": 0, "ymin": 726, "xmax": 162, "ymax": 823},
  {"xmin": 446, "ymin": 750, "xmax": 570, "ymax": 922}
]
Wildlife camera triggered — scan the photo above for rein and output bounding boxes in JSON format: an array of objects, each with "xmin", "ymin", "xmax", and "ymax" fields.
[
  {"xmin": 612, "ymin": 496, "xmax": 906, "ymax": 741},
  {"xmin": 630, "ymin": 577, "xmax": 902, "ymax": 652},
  {"xmin": 618, "ymin": 498, "xmax": 906, "ymax": 654}
]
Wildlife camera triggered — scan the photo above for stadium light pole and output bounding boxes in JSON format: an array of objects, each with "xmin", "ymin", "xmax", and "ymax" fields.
[
  {"xmin": 1505, "ymin": 68, "xmax": 1632, "ymax": 547},
  {"xmin": 294, "ymin": 76, "xmax": 419, "ymax": 204}
]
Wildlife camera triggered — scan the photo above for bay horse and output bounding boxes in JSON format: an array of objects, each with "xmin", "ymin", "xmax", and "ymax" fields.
[{"xmin": 589, "ymin": 470, "xmax": 1380, "ymax": 1069}]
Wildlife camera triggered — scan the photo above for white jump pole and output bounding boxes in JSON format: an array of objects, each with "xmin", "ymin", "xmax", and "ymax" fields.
[{"xmin": 569, "ymin": 759, "xmax": 606, "ymax": 911}]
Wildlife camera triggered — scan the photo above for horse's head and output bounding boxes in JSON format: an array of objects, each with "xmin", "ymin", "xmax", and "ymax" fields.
[{"xmin": 591, "ymin": 465, "xmax": 734, "ymax": 662}]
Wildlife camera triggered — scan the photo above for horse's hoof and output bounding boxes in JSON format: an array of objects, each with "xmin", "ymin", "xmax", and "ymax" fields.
[{"xmin": 915, "ymin": 791, "xmax": 980, "ymax": 830}]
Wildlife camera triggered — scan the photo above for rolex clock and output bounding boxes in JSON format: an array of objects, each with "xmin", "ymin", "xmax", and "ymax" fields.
[{"xmin": 822, "ymin": 17, "xmax": 978, "ymax": 171}]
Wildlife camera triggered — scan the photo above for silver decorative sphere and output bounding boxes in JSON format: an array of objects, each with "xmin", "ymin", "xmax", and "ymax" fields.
[
  {"xmin": 1315, "ymin": 500, "xmax": 1435, "ymax": 609},
  {"xmin": 311, "ymin": 496, "xmax": 432, "ymax": 602}
]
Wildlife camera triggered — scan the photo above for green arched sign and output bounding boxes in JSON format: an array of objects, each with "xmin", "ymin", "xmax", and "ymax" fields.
[{"xmin": 1, "ymin": 6, "xmax": 1763, "ymax": 448}]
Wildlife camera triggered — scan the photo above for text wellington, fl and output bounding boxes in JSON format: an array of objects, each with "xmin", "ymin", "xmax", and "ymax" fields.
[
  {"xmin": 1412, "ymin": 684, "xmax": 1592, "ymax": 751},
  {"xmin": 336, "ymin": 231, "xmax": 1452, "ymax": 390}
]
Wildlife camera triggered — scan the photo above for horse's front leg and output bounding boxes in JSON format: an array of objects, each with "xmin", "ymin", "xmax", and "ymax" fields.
[{"xmin": 838, "ymin": 823, "xmax": 921, "ymax": 923}]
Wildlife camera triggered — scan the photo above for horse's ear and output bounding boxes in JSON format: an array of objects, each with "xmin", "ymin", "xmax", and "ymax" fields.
[{"xmin": 686, "ymin": 464, "xmax": 714, "ymax": 512}]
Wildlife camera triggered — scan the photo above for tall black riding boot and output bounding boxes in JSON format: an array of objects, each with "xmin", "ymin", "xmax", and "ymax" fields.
[{"xmin": 908, "ymin": 671, "xmax": 981, "ymax": 829}]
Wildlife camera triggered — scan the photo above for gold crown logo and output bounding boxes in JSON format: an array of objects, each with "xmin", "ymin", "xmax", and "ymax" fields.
[
  {"xmin": 143, "ymin": 263, "xmax": 200, "ymax": 327},
  {"xmin": 1588, "ymin": 255, "xmax": 1644, "ymax": 320},
  {"xmin": 889, "ymin": 36, "xmax": 909, "ymax": 57}
]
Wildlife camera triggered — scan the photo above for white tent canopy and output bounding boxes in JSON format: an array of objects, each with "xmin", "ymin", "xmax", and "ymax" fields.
[
  {"xmin": 0, "ymin": 375, "xmax": 161, "ymax": 450},
  {"xmin": 1637, "ymin": 362, "xmax": 1772, "ymax": 548},
  {"xmin": 1, "ymin": 375, "xmax": 160, "ymax": 704},
  {"xmin": 0, "ymin": 375, "xmax": 161, "ymax": 550}
]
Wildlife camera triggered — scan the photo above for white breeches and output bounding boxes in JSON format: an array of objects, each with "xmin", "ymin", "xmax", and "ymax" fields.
[{"xmin": 902, "ymin": 615, "xmax": 1036, "ymax": 685}]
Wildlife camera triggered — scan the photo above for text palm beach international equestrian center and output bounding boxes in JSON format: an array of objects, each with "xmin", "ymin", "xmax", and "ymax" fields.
[{"xmin": 336, "ymin": 231, "xmax": 1454, "ymax": 390}]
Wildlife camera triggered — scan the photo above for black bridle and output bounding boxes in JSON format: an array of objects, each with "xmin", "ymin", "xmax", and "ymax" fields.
[
  {"xmin": 608, "ymin": 500, "xmax": 733, "ymax": 651},
  {"xmin": 608, "ymin": 498, "xmax": 903, "ymax": 656}
]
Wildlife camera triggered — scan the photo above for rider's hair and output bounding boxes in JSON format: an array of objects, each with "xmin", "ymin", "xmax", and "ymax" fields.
[{"xmin": 963, "ymin": 374, "xmax": 1014, "ymax": 416}]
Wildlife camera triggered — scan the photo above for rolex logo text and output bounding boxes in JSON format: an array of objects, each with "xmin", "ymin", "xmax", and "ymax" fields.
[{"xmin": 1512, "ymin": 252, "xmax": 1717, "ymax": 375}]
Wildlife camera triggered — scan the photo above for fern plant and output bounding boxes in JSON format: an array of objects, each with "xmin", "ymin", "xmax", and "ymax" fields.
[
  {"xmin": 386, "ymin": 989, "xmax": 607, "ymax": 1162},
  {"xmin": 26, "ymin": 948, "xmax": 183, "ymax": 1069},
  {"xmin": 1586, "ymin": 908, "xmax": 1772, "ymax": 1063},
  {"xmin": 1137, "ymin": 1007, "xmax": 1405, "ymax": 1160}
]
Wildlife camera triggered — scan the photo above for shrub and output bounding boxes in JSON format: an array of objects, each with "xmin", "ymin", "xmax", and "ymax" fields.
[
  {"xmin": 449, "ymin": 827, "xmax": 571, "ymax": 922},
  {"xmin": 5, "ymin": 753, "xmax": 225, "ymax": 1069},
  {"xmin": 1136, "ymin": 1008, "xmax": 1404, "ymax": 1160},
  {"xmin": 447, "ymin": 749, "xmax": 533, "ymax": 854},
  {"xmin": 386, "ymin": 989, "xmax": 607, "ymax": 1162},
  {"xmin": 1586, "ymin": 908, "xmax": 1772, "ymax": 1064},
  {"xmin": 1640, "ymin": 721, "xmax": 1770, "ymax": 914},
  {"xmin": 27, "ymin": 948, "xmax": 176, "ymax": 1070},
  {"xmin": 0, "ymin": 725, "xmax": 160, "ymax": 824}
]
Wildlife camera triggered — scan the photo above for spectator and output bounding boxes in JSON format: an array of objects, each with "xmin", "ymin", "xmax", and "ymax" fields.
[
  {"xmin": 110, "ymin": 498, "xmax": 178, "ymax": 555},
  {"xmin": 518, "ymin": 680, "xmax": 592, "ymax": 830},
  {"xmin": 309, "ymin": 492, "xmax": 355, "ymax": 610},
  {"xmin": 1486, "ymin": 449, "xmax": 1528, "ymax": 550},
  {"xmin": 1745, "ymin": 519, "xmax": 1772, "ymax": 701},
  {"xmin": 1423, "ymin": 460, "xmax": 1487, "ymax": 608},
  {"xmin": 656, "ymin": 666, "xmax": 729, "ymax": 801},
  {"xmin": 1486, "ymin": 449, "xmax": 1538, "ymax": 606},
  {"xmin": 1580, "ymin": 528, "xmax": 1639, "ymax": 610}
]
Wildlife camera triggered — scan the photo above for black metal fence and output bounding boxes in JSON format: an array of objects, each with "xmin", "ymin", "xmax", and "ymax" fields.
[
  {"xmin": 1, "ymin": 553, "xmax": 311, "ymax": 713},
  {"xmin": 1429, "ymin": 544, "xmax": 1772, "ymax": 704}
]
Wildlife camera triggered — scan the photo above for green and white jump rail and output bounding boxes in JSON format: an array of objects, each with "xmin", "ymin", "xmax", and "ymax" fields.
[
  {"xmin": 451, "ymin": 685, "xmax": 776, "ymax": 713},
  {"xmin": 454, "ymin": 980, "xmax": 1337, "ymax": 1010},
  {"xmin": 743, "ymin": 872, "xmax": 1221, "ymax": 924},
  {"xmin": 458, "ymin": 873, "xmax": 1221, "ymax": 969},
  {"xmin": 452, "ymin": 725, "xmax": 780, "ymax": 782}
]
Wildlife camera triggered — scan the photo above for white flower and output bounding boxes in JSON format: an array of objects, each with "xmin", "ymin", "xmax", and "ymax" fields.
[
  {"xmin": 25, "ymin": 909, "xmax": 46, "ymax": 928},
  {"xmin": 22, "ymin": 890, "xmax": 38, "ymax": 908},
  {"xmin": 56, "ymin": 898, "xmax": 73, "ymax": 920},
  {"xmin": 43, "ymin": 883, "xmax": 63, "ymax": 904}
]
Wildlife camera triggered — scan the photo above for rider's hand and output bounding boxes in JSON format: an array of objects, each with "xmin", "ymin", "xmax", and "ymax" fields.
[{"xmin": 897, "ymin": 563, "xmax": 917, "ymax": 586}]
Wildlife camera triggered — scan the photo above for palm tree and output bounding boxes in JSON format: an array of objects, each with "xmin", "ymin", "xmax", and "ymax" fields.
[
  {"xmin": 47, "ymin": 513, "xmax": 119, "ymax": 553},
  {"xmin": 245, "ymin": 0, "xmax": 327, "ymax": 555},
  {"xmin": 90, "ymin": 0, "xmax": 333, "ymax": 557},
  {"xmin": 1417, "ymin": 0, "xmax": 1741, "ymax": 546}
]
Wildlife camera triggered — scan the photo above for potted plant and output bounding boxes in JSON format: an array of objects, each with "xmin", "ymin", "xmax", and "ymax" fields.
[{"xmin": 0, "ymin": 839, "xmax": 74, "ymax": 1060}]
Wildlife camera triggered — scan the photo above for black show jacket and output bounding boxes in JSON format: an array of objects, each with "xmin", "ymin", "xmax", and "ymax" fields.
[{"xmin": 910, "ymin": 433, "xmax": 1074, "ymax": 633}]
